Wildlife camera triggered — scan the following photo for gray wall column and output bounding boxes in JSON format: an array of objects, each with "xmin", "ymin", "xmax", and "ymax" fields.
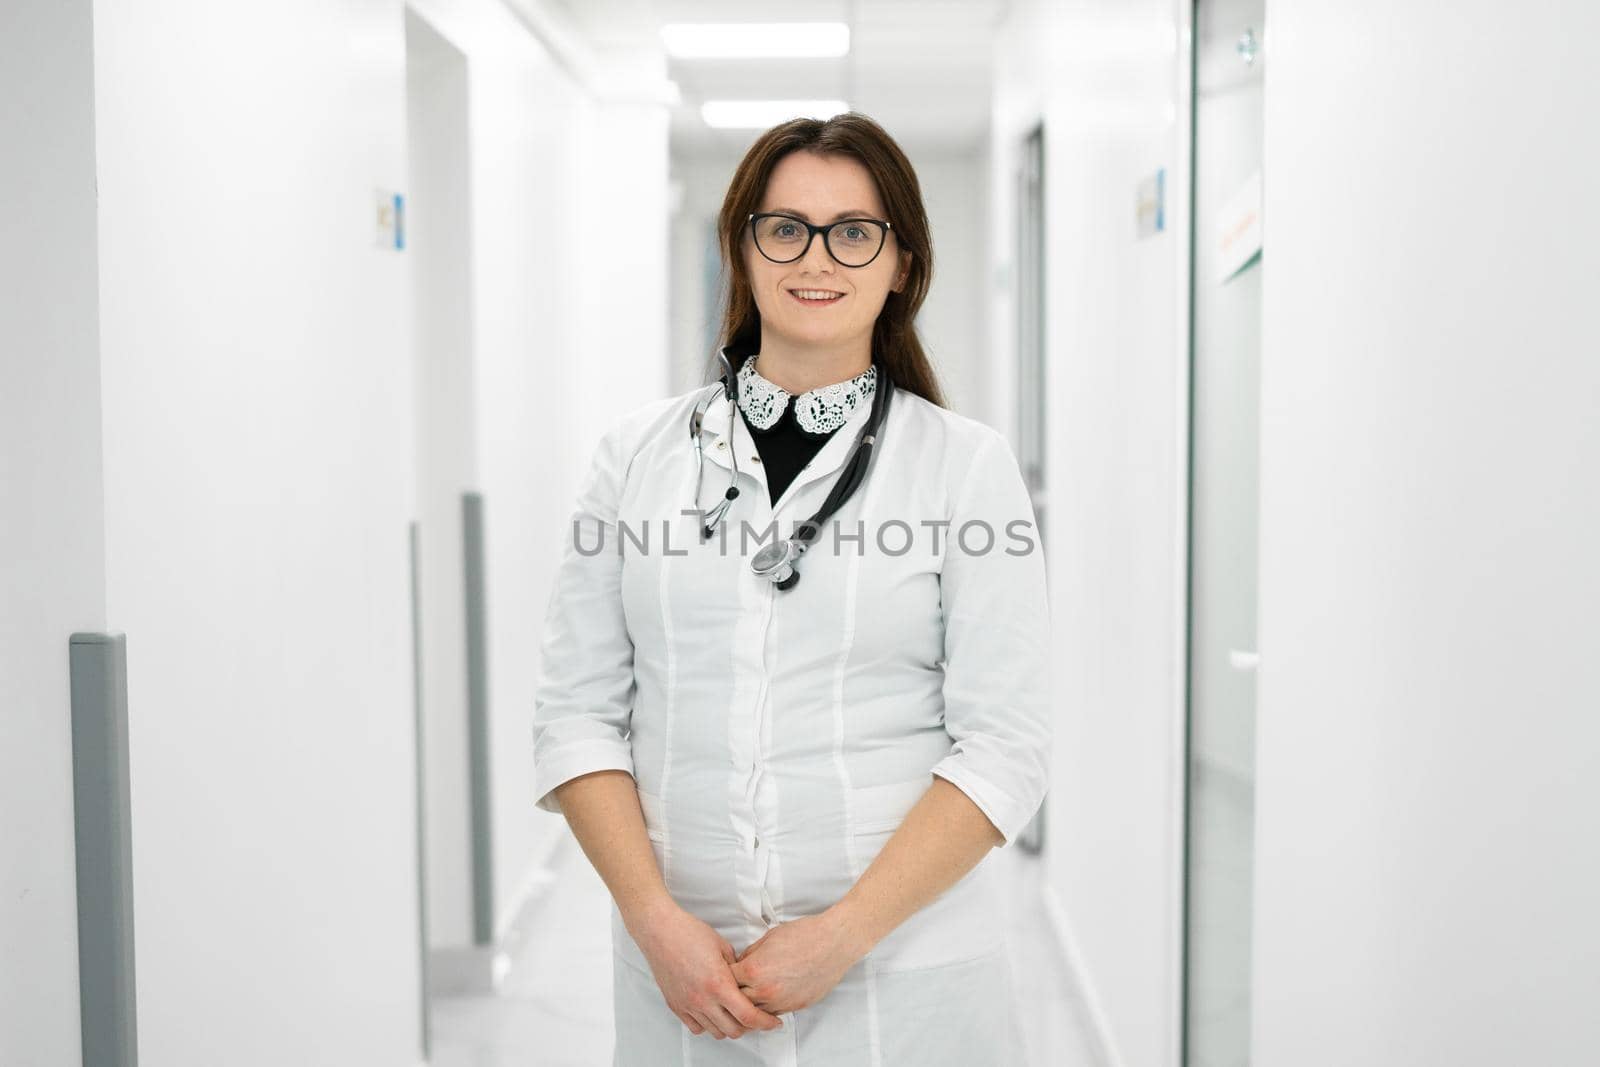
[{"xmin": 69, "ymin": 632, "xmax": 138, "ymax": 1067}]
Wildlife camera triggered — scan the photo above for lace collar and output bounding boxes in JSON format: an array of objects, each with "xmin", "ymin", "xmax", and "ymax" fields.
[{"xmin": 736, "ymin": 354, "xmax": 877, "ymax": 437}]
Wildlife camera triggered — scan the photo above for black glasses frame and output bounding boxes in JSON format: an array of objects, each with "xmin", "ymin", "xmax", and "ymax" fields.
[{"xmin": 747, "ymin": 212, "xmax": 894, "ymax": 268}]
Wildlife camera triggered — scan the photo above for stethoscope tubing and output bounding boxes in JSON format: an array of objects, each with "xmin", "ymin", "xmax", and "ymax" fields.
[{"xmin": 686, "ymin": 346, "xmax": 894, "ymax": 590}]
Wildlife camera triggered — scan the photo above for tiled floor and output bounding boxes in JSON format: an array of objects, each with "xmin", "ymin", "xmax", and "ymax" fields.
[{"xmin": 430, "ymin": 835, "xmax": 1100, "ymax": 1066}]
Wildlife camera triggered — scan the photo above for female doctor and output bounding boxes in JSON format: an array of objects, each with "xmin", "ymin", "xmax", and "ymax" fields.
[{"xmin": 531, "ymin": 112, "xmax": 1052, "ymax": 1065}]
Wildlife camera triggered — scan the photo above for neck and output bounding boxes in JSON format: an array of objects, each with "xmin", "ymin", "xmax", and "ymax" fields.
[{"xmin": 750, "ymin": 330, "xmax": 872, "ymax": 394}]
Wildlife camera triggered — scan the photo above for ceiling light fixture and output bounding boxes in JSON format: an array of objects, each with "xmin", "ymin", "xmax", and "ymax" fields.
[
  {"xmin": 700, "ymin": 100, "xmax": 851, "ymax": 129},
  {"xmin": 660, "ymin": 22, "xmax": 850, "ymax": 60}
]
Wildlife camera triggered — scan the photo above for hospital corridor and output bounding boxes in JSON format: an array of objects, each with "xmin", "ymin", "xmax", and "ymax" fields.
[{"xmin": 5, "ymin": 1, "xmax": 1598, "ymax": 1065}]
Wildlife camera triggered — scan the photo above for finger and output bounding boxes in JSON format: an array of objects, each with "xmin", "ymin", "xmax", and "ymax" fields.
[
  {"xmin": 689, "ymin": 1008, "xmax": 728, "ymax": 1039},
  {"xmin": 722, "ymin": 986, "xmax": 783, "ymax": 1030},
  {"xmin": 706, "ymin": 1002, "xmax": 747, "ymax": 1038},
  {"xmin": 730, "ymin": 1000, "xmax": 782, "ymax": 1030},
  {"xmin": 675, "ymin": 1009, "xmax": 705, "ymax": 1035}
]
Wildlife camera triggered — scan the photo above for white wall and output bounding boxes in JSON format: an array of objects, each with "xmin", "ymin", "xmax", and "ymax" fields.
[
  {"xmin": 0, "ymin": 3, "xmax": 106, "ymax": 1065},
  {"xmin": 90, "ymin": 0, "xmax": 420, "ymax": 1061},
  {"xmin": 990, "ymin": 2, "xmax": 1191, "ymax": 1065},
  {"xmin": 1253, "ymin": 2, "xmax": 1600, "ymax": 1063}
]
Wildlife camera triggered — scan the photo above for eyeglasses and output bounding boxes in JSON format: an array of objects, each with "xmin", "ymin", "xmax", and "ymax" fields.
[{"xmin": 747, "ymin": 212, "xmax": 893, "ymax": 268}]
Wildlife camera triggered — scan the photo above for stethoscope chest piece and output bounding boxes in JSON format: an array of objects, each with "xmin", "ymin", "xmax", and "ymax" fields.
[{"xmin": 750, "ymin": 537, "xmax": 805, "ymax": 589}]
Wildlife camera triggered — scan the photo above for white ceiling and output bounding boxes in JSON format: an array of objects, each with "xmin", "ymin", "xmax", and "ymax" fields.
[{"xmin": 543, "ymin": 0, "xmax": 1009, "ymax": 156}]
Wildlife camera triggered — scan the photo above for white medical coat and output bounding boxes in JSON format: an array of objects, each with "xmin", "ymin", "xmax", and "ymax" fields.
[{"xmin": 532, "ymin": 379, "xmax": 1052, "ymax": 1066}]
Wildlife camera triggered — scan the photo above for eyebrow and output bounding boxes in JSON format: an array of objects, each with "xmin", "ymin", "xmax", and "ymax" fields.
[{"xmin": 765, "ymin": 206, "xmax": 877, "ymax": 222}]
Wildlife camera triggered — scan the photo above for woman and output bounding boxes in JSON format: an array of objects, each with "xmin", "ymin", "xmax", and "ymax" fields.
[{"xmin": 532, "ymin": 112, "xmax": 1052, "ymax": 1065}]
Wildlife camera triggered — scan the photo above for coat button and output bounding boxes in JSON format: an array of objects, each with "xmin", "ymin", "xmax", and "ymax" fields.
[{"xmin": 717, "ymin": 441, "xmax": 727, "ymax": 450}]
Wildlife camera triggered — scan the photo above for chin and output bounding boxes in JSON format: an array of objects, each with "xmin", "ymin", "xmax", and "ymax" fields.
[{"xmin": 781, "ymin": 324, "xmax": 851, "ymax": 347}]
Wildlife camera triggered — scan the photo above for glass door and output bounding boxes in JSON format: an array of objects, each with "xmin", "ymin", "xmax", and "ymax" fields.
[
  {"xmin": 1183, "ymin": 0, "xmax": 1265, "ymax": 1063},
  {"xmin": 1015, "ymin": 123, "xmax": 1047, "ymax": 854}
]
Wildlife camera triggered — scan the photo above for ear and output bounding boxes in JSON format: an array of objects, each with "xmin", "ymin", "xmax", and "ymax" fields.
[{"xmin": 893, "ymin": 250, "xmax": 912, "ymax": 292}]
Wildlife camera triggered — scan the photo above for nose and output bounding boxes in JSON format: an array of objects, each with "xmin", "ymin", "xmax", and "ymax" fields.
[{"xmin": 799, "ymin": 227, "xmax": 836, "ymax": 274}]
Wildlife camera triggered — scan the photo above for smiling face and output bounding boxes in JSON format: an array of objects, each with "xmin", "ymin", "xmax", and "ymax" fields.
[{"xmin": 743, "ymin": 150, "xmax": 911, "ymax": 368}]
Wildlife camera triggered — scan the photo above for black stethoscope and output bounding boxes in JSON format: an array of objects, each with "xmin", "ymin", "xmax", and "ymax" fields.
[{"xmin": 688, "ymin": 344, "xmax": 895, "ymax": 591}]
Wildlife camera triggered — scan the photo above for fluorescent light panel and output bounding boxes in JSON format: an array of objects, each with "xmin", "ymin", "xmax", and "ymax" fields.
[
  {"xmin": 660, "ymin": 22, "xmax": 850, "ymax": 59},
  {"xmin": 701, "ymin": 100, "xmax": 850, "ymax": 130}
]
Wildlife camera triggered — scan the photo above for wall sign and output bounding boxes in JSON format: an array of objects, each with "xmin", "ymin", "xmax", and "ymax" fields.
[
  {"xmin": 1136, "ymin": 167, "xmax": 1166, "ymax": 239},
  {"xmin": 375, "ymin": 188, "xmax": 405, "ymax": 251}
]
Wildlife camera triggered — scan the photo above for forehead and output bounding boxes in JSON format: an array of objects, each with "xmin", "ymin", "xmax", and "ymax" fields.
[{"xmin": 760, "ymin": 151, "xmax": 885, "ymax": 217}]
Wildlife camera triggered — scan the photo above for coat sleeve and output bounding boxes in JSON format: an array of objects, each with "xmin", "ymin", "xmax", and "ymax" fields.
[
  {"xmin": 927, "ymin": 428, "xmax": 1053, "ymax": 847},
  {"xmin": 531, "ymin": 420, "xmax": 638, "ymax": 815}
]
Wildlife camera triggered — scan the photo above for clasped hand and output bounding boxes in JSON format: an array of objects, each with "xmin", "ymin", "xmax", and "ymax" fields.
[
  {"xmin": 732, "ymin": 909, "xmax": 864, "ymax": 1015},
  {"xmin": 636, "ymin": 900, "xmax": 865, "ymax": 1040}
]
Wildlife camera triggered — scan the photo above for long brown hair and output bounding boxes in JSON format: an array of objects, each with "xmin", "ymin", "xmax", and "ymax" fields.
[{"xmin": 710, "ymin": 112, "xmax": 948, "ymax": 410}]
